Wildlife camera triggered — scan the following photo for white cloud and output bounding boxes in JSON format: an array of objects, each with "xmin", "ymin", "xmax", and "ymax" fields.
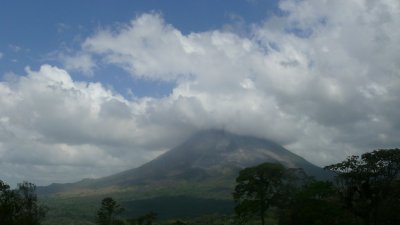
[
  {"xmin": 0, "ymin": 65, "xmax": 168, "ymax": 185},
  {"xmin": 80, "ymin": 2, "xmax": 400, "ymax": 163},
  {"xmin": 0, "ymin": 52, "xmax": 3, "ymax": 59},
  {"xmin": 61, "ymin": 52, "xmax": 96, "ymax": 76},
  {"xmin": 2, "ymin": 0, "xmax": 400, "ymax": 185}
]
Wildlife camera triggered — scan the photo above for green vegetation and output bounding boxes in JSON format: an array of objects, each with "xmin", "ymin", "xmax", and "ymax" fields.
[
  {"xmin": 3, "ymin": 148, "xmax": 400, "ymax": 225},
  {"xmin": 279, "ymin": 180, "xmax": 355, "ymax": 225},
  {"xmin": 0, "ymin": 181, "xmax": 48, "ymax": 225},
  {"xmin": 41, "ymin": 177, "xmax": 235, "ymax": 225},
  {"xmin": 96, "ymin": 197, "xmax": 124, "ymax": 225},
  {"xmin": 325, "ymin": 148, "xmax": 400, "ymax": 225},
  {"xmin": 231, "ymin": 148, "xmax": 400, "ymax": 225},
  {"xmin": 233, "ymin": 163, "xmax": 290, "ymax": 225}
]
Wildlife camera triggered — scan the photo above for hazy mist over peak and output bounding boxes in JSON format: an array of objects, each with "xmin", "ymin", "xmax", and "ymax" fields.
[
  {"xmin": 39, "ymin": 129, "xmax": 329, "ymax": 195},
  {"xmin": 1, "ymin": 0, "xmax": 400, "ymax": 186}
]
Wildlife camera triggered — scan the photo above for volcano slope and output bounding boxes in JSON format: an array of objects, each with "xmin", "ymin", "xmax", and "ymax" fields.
[{"xmin": 39, "ymin": 130, "xmax": 332, "ymax": 224}]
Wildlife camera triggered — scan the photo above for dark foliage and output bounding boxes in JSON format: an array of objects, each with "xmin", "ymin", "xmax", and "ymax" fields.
[
  {"xmin": 127, "ymin": 211, "xmax": 157, "ymax": 225},
  {"xmin": 122, "ymin": 196, "xmax": 233, "ymax": 220},
  {"xmin": 233, "ymin": 163, "xmax": 307, "ymax": 225},
  {"xmin": 96, "ymin": 197, "xmax": 124, "ymax": 225},
  {"xmin": 279, "ymin": 180, "xmax": 356, "ymax": 225},
  {"xmin": 233, "ymin": 149, "xmax": 400, "ymax": 225},
  {"xmin": 325, "ymin": 148, "xmax": 400, "ymax": 225},
  {"xmin": 0, "ymin": 180, "xmax": 47, "ymax": 225}
]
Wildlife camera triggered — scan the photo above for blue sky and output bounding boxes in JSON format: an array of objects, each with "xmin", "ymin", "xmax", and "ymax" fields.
[
  {"xmin": 1, "ymin": 0, "xmax": 400, "ymax": 186},
  {"xmin": 0, "ymin": 0, "xmax": 278, "ymax": 97}
]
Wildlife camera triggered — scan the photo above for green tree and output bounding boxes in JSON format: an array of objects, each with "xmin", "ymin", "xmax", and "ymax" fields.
[
  {"xmin": 166, "ymin": 220, "xmax": 187, "ymax": 225},
  {"xmin": 96, "ymin": 197, "xmax": 124, "ymax": 225},
  {"xmin": 233, "ymin": 163, "xmax": 304, "ymax": 225},
  {"xmin": 279, "ymin": 180, "xmax": 355, "ymax": 225},
  {"xmin": 15, "ymin": 181, "xmax": 48, "ymax": 225},
  {"xmin": 0, "ymin": 180, "xmax": 47, "ymax": 225},
  {"xmin": 0, "ymin": 180, "xmax": 17, "ymax": 225},
  {"xmin": 129, "ymin": 211, "xmax": 157, "ymax": 225},
  {"xmin": 325, "ymin": 148, "xmax": 400, "ymax": 225}
]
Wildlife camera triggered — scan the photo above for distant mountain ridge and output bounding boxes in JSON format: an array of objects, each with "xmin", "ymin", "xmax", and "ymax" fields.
[{"xmin": 39, "ymin": 130, "xmax": 331, "ymax": 195}]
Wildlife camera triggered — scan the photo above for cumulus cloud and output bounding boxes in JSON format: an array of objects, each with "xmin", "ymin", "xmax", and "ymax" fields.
[
  {"xmin": 0, "ymin": 65, "xmax": 172, "ymax": 185},
  {"xmin": 2, "ymin": 0, "xmax": 400, "ymax": 185},
  {"xmin": 61, "ymin": 52, "xmax": 96, "ymax": 75},
  {"xmin": 80, "ymin": 0, "xmax": 400, "ymax": 162}
]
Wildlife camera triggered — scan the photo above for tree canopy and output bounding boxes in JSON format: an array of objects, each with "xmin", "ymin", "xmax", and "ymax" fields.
[
  {"xmin": 0, "ymin": 180, "xmax": 47, "ymax": 225},
  {"xmin": 233, "ymin": 163, "xmax": 306, "ymax": 225},
  {"xmin": 325, "ymin": 148, "xmax": 400, "ymax": 225},
  {"xmin": 233, "ymin": 149, "xmax": 400, "ymax": 225},
  {"xmin": 96, "ymin": 197, "xmax": 124, "ymax": 225},
  {"xmin": 279, "ymin": 180, "xmax": 355, "ymax": 225}
]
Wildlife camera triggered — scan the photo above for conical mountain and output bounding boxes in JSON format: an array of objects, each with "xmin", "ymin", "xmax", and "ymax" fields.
[{"xmin": 40, "ymin": 130, "xmax": 330, "ymax": 194}]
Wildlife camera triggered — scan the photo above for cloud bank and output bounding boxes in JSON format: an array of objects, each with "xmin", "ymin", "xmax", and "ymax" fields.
[{"xmin": 1, "ymin": 0, "xmax": 400, "ymax": 185}]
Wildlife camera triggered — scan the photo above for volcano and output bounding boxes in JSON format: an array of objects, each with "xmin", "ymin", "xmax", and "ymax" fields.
[{"xmin": 39, "ymin": 130, "xmax": 330, "ymax": 195}]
